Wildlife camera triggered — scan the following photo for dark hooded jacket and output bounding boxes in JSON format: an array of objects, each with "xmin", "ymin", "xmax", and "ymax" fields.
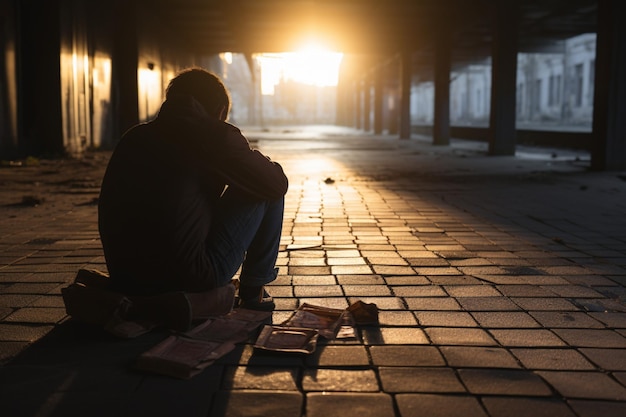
[{"xmin": 98, "ymin": 95, "xmax": 288, "ymax": 295}]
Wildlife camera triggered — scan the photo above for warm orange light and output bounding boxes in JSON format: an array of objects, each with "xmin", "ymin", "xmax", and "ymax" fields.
[{"xmin": 256, "ymin": 41, "xmax": 343, "ymax": 95}]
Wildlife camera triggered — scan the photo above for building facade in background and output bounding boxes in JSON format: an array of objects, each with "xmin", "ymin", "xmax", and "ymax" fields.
[{"xmin": 412, "ymin": 34, "xmax": 597, "ymax": 131}]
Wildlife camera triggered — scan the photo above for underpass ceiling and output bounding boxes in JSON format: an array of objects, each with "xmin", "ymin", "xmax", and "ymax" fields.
[{"xmin": 156, "ymin": 0, "xmax": 597, "ymax": 73}]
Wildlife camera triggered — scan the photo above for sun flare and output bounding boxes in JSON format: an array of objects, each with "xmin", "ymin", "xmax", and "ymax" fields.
[{"xmin": 256, "ymin": 42, "xmax": 343, "ymax": 95}]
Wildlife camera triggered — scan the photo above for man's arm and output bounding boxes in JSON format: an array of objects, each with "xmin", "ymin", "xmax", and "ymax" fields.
[{"xmin": 210, "ymin": 124, "xmax": 288, "ymax": 200}]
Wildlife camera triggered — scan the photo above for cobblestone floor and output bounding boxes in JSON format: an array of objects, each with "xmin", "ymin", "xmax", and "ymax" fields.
[{"xmin": 1, "ymin": 126, "xmax": 625, "ymax": 417}]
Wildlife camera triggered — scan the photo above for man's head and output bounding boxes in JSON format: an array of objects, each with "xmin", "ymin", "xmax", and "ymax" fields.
[{"xmin": 165, "ymin": 68, "xmax": 231, "ymax": 121}]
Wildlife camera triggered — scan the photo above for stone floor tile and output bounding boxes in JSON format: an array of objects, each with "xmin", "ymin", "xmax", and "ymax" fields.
[
  {"xmin": 211, "ymin": 390, "xmax": 303, "ymax": 417},
  {"xmin": 369, "ymin": 345, "xmax": 445, "ymax": 366},
  {"xmin": 407, "ymin": 258, "xmax": 451, "ymax": 267},
  {"xmin": 542, "ymin": 285, "xmax": 606, "ymax": 298},
  {"xmin": 393, "ymin": 285, "xmax": 447, "ymax": 297},
  {"xmin": 425, "ymin": 327, "xmax": 498, "ymax": 346},
  {"xmin": 459, "ymin": 369, "xmax": 553, "ymax": 396},
  {"xmin": 289, "ymin": 257, "xmax": 326, "ymax": 266},
  {"xmin": 274, "ymin": 297, "xmax": 300, "ymax": 311},
  {"xmin": 405, "ymin": 297, "xmax": 462, "ymax": 311},
  {"xmin": 347, "ymin": 296, "xmax": 405, "ymax": 310},
  {"xmin": 377, "ymin": 310, "xmax": 419, "ymax": 326},
  {"xmin": 530, "ymin": 312, "xmax": 605, "ymax": 328},
  {"xmin": 4, "ymin": 307, "xmax": 67, "ymax": 324},
  {"xmin": 0, "ymin": 323, "xmax": 54, "ymax": 342},
  {"xmin": 415, "ymin": 311, "xmax": 478, "ymax": 327},
  {"xmin": 362, "ymin": 327, "xmax": 429, "ymax": 345},
  {"xmin": 396, "ymin": 394, "xmax": 488, "ymax": 417},
  {"xmin": 481, "ymin": 396, "xmax": 577, "ymax": 417},
  {"xmin": 496, "ymin": 285, "xmax": 558, "ymax": 297},
  {"xmin": 360, "ymin": 250, "xmax": 400, "ymax": 258},
  {"xmin": 567, "ymin": 399, "xmax": 626, "ymax": 417},
  {"xmin": 221, "ymin": 366, "xmax": 300, "ymax": 391},
  {"xmin": 298, "ymin": 297, "xmax": 348, "ymax": 309},
  {"xmin": 383, "ymin": 275, "xmax": 432, "ymax": 286},
  {"xmin": 29, "ymin": 295, "xmax": 65, "ymax": 308},
  {"xmin": 326, "ymin": 257, "xmax": 366, "ymax": 266},
  {"xmin": 457, "ymin": 266, "xmax": 510, "ymax": 276},
  {"xmin": 471, "ymin": 311, "xmax": 541, "ymax": 328},
  {"xmin": 457, "ymin": 297, "xmax": 522, "ymax": 311},
  {"xmin": 326, "ymin": 249, "xmax": 361, "ymax": 257},
  {"xmin": 292, "ymin": 275, "xmax": 336, "ymax": 285},
  {"xmin": 302, "ymin": 368, "xmax": 379, "ymax": 391},
  {"xmin": 414, "ymin": 267, "xmax": 463, "ymax": 276},
  {"xmin": 511, "ymin": 348, "xmax": 596, "ymax": 370},
  {"xmin": 288, "ymin": 250, "xmax": 326, "ymax": 259},
  {"xmin": 305, "ymin": 345, "xmax": 370, "ymax": 367},
  {"xmin": 217, "ymin": 344, "xmax": 305, "ymax": 367},
  {"xmin": 289, "ymin": 266, "xmax": 331, "ymax": 275},
  {"xmin": 512, "ymin": 297, "xmax": 579, "ymax": 311},
  {"xmin": 490, "ymin": 329, "xmax": 567, "ymax": 347},
  {"xmin": 428, "ymin": 275, "xmax": 485, "ymax": 285},
  {"xmin": 440, "ymin": 346, "xmax": 520, "ymax": 368},
  {"xmin": 0, "ymin": 294, "xmax": 40, "ymax": 308},
  {"xmin": 397, "ymin": 250, "xmax": 438, "ymax": 259},
  {"xmin": 379, "ymin": 367, "xmax": 466, "ymax": 393},
  {"xmin": 331, "ymin": 265, "xmax": 374, "ymax": 275},
  {"xmin": 579, "ymin": 348, "xmax": 626, "ymax": 371},
  {"xmin": 337, "ymin": 274, "xmax": 386, "ymax": 285},
  {"xmin": 538, "ymin": 371, "xmax": 626, "ymax": 400},
  {"xmin": 293, "ymin": 285, "xmax": 343, "ymax": 297},
  {"xmin": 264, "ymin": 285, "xmax": 293, "ymax": 297},
  {"xmin": 342, "ymin": 284, "xmax": 392, "ymax": 296},
  {"xmin": 366, "ymin": 257, "xmax": 408, "ymax": 266},
  {"xmin": 553, "ymin": 329, "xmax": 626, "ymax": 348},
  {"xmin": 444, "ymin": 285, "xmax": 502, "ymax": 297},
  {"xmin": 269, "ymin": 275, "xmax": 293, "ymax": 285},
  {"xmin": 306, "ymin": 392, "xmax": 394, "ymax": 417},
  {"xmin": 372, "ymin": 265, "xmax": 415, "ymax": 275}
]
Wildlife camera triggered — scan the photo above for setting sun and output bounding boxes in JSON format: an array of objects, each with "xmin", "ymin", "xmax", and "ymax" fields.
[{"xmin": 256, "ymin": 42, "xmax": 344, "ymax": 95}]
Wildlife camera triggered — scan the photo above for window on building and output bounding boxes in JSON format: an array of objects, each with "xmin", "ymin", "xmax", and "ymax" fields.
[
  {"xmin": 534, "ymin": 79, "xmax": 541, "ymax": 112},
  {"xmin": 574, "ymin": 63, "xmax": 584, "ymax": 107},
  {"xmin": 588, "ymin": 59, "xmax": 595, "ymax": 102},
  {"xmin": 516, "ymin": 82, "xmax": 524, "ymax": 115},
  {"xmin": 548, "ymin": 75, "xmax": 554, "ymax": 106}
]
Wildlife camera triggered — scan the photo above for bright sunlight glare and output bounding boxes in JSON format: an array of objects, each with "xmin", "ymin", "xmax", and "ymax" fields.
[{"xmin": 257, "ymin": 42, "xmax": 343, "ymax": 95}]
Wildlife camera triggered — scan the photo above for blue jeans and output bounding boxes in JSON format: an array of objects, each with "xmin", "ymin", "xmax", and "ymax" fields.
[{"xmin": 205, "ymin": 186, "xmax": 284, "ymax": 288}]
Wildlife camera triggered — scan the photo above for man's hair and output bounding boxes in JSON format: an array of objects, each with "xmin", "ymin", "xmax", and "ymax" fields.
[{"xmin": 165, "ymin": 68, "xmax": 231, "ymax": 119}]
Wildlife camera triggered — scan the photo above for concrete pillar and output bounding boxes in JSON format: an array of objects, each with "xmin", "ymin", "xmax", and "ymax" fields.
[
  {"xmin": 488, "ymin": 0, "xmax": 518, "ymax": 155},
  {"xmin": 113, "ymin": 0, "xmax": 139, "ymax": 137},
  {"xmin": 17, "ymin": 0, "xmax": 63, "ymax": 155},
  {"xmin": 433, "ymin": 29, "xmax": 451, "ymax": 146},
  {"xmin": 355, "ymin": 81, "xmax": 362, "ymax": 129},
  {"xmin": 374, "ymin": 67, "xmax": 384, "ymax": 134},
  {"xmin": 363, "ymin": 78, "xmax": 371, "ymax": 132},
  {"xmin": 591, "ymin": 0, "xmax": 626, "ymax": 170},
  {"xmin": 399, "ymin": 50, "xmax": 412, "ymax": 139}
]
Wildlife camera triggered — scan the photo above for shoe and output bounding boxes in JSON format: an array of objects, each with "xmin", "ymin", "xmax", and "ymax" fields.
[
  {"xmin": 238, "ymin": 286, "xmax": 276, "ymax": 311},
  {"xmin": 61, "ymin": 282, "xmax": 131, "ymax": 326},
  {"xmin": 74, "ymin": 268, "xmax": 111, "ymax": 289}
]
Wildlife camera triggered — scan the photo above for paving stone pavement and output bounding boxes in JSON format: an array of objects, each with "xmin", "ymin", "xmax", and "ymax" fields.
[{"xmin": 1, "ymin": 126, "xmax": 625, "ymax": 417}]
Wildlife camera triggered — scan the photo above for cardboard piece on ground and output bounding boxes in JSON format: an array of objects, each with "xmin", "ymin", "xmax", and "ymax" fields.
[{"xmin": 134, "ymin": 308, "xmax": 272, "ymax": 379}]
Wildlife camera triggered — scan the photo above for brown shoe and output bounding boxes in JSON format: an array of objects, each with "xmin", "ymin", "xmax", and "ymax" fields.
[
  {"xmin": 74, "ymin": 268, "xmax": 111, "ymax": 289},
  {"xmin": 61, "ymin": 283, "xmax": 131, "ymax": 326},
  {"xmin": 238, "ymin": 286, "xmax": 276, "ymax": 312}
]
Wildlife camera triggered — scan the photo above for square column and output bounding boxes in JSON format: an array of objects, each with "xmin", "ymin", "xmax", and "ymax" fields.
[
  {"xmin": 591, "ymin": 0, "xmax": 626, "ymax": 170},
  {"xmin": 488, "ymin": 0, "xmax": 518, "ymax": 155}
]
